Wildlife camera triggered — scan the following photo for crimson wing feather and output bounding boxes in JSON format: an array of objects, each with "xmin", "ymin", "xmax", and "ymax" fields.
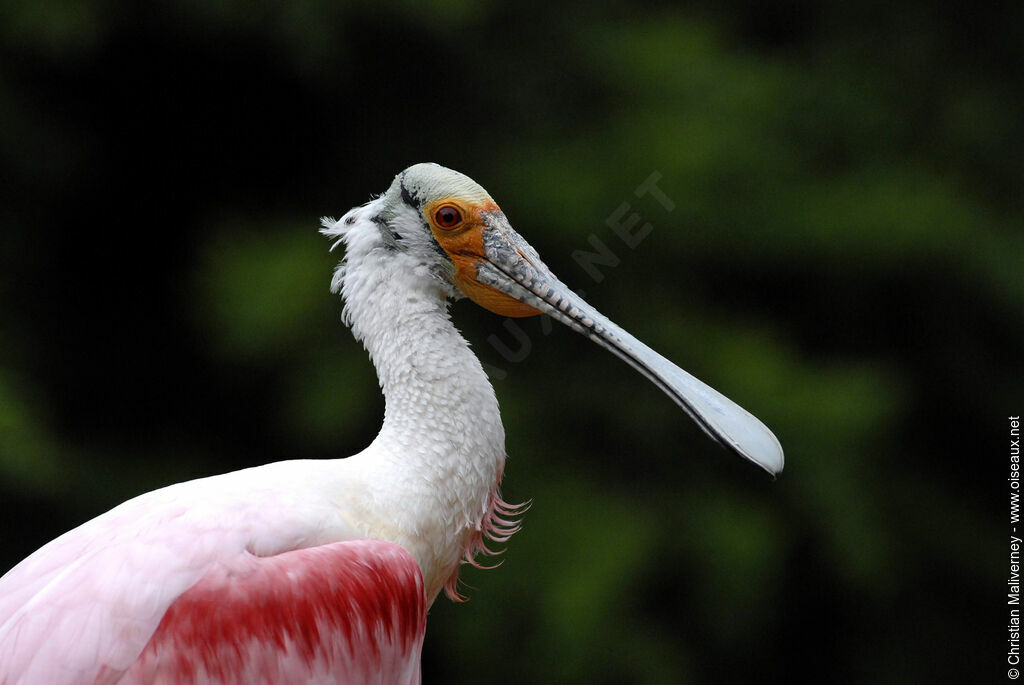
[{"xmin": 121, "ymin": 539, "xmax": 426, "ymax": 685}]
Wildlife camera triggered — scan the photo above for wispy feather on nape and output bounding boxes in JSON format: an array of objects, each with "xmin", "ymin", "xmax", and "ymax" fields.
[
  {"xmin": 319, "ymin": 217, "xmax": 348, "ymax": 295},
  {"xmin": 320, "ymin": 216, "xmax": 346, "ymax": 252}
]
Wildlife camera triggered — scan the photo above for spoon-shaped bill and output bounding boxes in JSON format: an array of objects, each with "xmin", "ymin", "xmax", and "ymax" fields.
[{"xmin": 476, "ymin": 213, "xmax": 784, "ymax": 475}]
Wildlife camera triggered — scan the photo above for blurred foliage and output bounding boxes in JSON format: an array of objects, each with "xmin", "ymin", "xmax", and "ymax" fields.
[{"xmin": 0, "ymin": 0, "xmax": 1019, "ymax": 682}]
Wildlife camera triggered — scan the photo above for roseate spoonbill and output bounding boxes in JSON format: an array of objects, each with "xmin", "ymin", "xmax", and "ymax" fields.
[{"xmin": 0, "ymin": 163, "xmax": 783, "ymax": 684}]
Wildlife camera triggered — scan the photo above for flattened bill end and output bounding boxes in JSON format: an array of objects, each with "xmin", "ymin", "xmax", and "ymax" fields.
[{"xmin": 729, "ymin": 436, "xmax": 785, "ymax": 478}]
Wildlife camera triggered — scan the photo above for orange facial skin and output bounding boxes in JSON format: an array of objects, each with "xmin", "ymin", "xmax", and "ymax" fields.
[{"xmin": 425, "ymin": 198, "xmax": 541, "ymax": 318}]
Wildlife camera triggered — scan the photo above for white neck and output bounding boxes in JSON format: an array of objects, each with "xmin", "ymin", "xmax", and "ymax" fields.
[{"xmin": 337, "ymin": 243, "xmax": 507, "ymax": 601}]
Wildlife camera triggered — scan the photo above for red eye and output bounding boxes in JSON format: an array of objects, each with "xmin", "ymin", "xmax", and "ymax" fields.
[{"xmin": 434, "ymin": 205, "xmax": 463, "ymax": 229}]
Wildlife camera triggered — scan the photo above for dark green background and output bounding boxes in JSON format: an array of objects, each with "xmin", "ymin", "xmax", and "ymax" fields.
[{"xmin": 0, "ymin": 1, "xmax": 1017, "ymax": 682}]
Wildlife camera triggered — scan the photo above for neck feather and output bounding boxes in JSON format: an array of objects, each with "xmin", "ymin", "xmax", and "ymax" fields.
[
  {"xmin": 341, "ymin": 249, "xmax": 501, "ymax": 443},
  {"xmin": 337, "ymin": 243, "xmax": 521, "ymax": 601}
]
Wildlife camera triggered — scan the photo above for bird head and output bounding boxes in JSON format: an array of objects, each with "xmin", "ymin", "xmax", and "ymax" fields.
[
  {"xmin": 323, "ymin": 163, "xmax": 784, "ymax": 475},
  {"xmin": 378, "ymin": 163, "xmax": 546, "ymax": 317}
]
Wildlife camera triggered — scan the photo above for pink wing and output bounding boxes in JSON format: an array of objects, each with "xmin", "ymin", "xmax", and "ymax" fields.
[
  {"xmin": 0, "ymin": 461, "xmax": 429, "ymax": 684},
  {"xmin": 119, "ymin": 539, "xmax": 426, "ymax": 685}
]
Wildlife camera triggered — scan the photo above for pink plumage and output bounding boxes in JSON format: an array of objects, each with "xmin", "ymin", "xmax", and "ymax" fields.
[
  {"xmin": 0, "ymin": 461, "xmax": 432, "ymax": 684},
  {"xmin": 121, "ymin": 540, "xmax": 425, "ymax": 685}
]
